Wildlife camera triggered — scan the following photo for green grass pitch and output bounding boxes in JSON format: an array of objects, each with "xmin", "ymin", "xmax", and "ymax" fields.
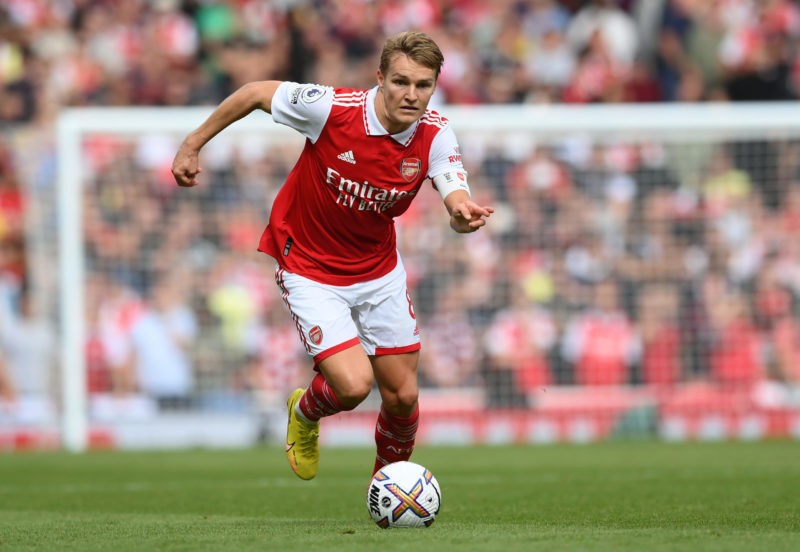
[{"xmin": 1, "ymin": 441, "xmax": 799, "ymax": 551}]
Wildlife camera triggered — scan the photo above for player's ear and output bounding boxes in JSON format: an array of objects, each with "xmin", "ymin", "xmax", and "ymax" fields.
[{"xmin": 376, "ymin": 69, "xmax": 385, "ymax": 89}]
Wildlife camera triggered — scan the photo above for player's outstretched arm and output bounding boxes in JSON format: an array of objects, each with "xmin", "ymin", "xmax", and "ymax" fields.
[
  {"xmin": 172, "ymin": 80, "xmax": 282, "ymax": 187},
  {"xmin": 443, "ymin": 190, "xmax": 494, "ymax": 233}
]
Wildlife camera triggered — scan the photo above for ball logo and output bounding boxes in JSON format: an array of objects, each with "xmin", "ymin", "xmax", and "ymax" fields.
[
  {"xmin": 400, "ymin": 158, "xmax": 421, "ymax": 182},
  {"xmin": 384, "ymin": 479, "xmax": 432, "ymax": 521},
  {"xmin": 309, "ymin": 325, "xmax": 323, "ymax": 345}
]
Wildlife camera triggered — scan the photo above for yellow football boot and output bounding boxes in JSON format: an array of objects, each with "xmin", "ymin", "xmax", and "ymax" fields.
[{"xmin": 285, "ymin": 388, "xmax": 320, "ymax": 480}]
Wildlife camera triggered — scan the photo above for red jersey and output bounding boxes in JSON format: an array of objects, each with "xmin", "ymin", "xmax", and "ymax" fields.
[
  {"xmin": 710, "ymin": 319, "xmax": 764, "ymax": 385},
  {"xmin": 562, "ymin": 311, "xmax": 641, "ymax": 386},
  {"xmin": 258, "ymin": 82, "xmax": 466, "ymax": 285}
]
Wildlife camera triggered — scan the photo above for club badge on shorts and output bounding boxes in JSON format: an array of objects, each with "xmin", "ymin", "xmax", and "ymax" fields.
[
  {"xmin": 309, "ymin": 325, "xmax": 323, "ymax": 345},
  {"xmin": 400, "ymin": 158, "xmax": 421, "ymax": 182}
]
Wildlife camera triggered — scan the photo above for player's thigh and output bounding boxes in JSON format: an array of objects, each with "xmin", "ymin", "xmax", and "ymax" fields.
[
  {"xmin": 276, "ymin": 268, "xmax": 374, "ymax": 402},
  {"xmin": 276, "ymin": 267, "xmax": 359, "ymax": 359},
  {"xmin": 371, "ymin": 351, "xmax": 420, "ymax": 415},
  {"xmin": 355, "ymin": 264, "xmax": 420, "ymax": 356}
]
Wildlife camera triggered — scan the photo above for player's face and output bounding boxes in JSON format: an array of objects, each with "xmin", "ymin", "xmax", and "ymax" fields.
[{"xmin": 376, "ymin": 54, "xmax": 437, "ymax": 134}]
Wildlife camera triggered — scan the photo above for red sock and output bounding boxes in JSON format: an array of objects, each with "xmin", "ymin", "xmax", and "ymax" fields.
[
  {"xmin": 373, "ymin": 405, "xmax": 419, "ymax": 474},
  {"xmin": 298, "ymin": 372, "xmax": 347, "ymax": 422}
]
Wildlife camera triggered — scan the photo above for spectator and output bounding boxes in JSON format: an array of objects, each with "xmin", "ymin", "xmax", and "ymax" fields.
[
  {"xmin": 700, "ymin": 145, "xmax": 753, "ymax": 218},
  {"xmin": 768, "ymin": 297, "xmax": 800, "ymax": 385},
  {"xmin": 718, "ymin": 0, "xmax": 799, "ymax": 101},
  {"xmin": 565, "ymin": 0, "xmax": 640, "ymax": 70},
  {"xmin": 523, "ymin": 0, "xmax": 572, "ymax": 39},
  {"xmin": 85, "ymin": 277, "xmax": 118, "ymax": 395},
  {"xmin": 562, "ymin": 27, "xmax": 625, "ymax": 103},
  {"xmin": 0, "ymin": 143, "xmax": 25, "ymax": 245},
  {"xmin": 128, "ymin": 274, "xmax": 197, "ymax": 409},
  {"xmin": 418, "ymin": 285, "xmax": 481, "ymax": 388},
  {"xmin": 0, "ymin": 284, "xmax": 57, "ymax": 424},
  {"xmin": 637, "ymin": 281, "xmax": 683, "ymax": 386},
  {"xmin": 561, "ymin": 278, "xmax": 641, "ymax": 385},
  {"xmin": 752, "ymin": 260, "xmax": 800, "ymax": 384},
  {"xmin": 706, "ymin": 288, "xmax": 765, "ymax": 387},
  {"xmin": 483, "ymin": 281, "xmax": 557, "ymax": 407}
]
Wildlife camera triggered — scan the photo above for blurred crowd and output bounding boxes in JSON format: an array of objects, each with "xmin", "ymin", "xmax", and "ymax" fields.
[
  {"xmin": 1, "ymin": 0, "xmax": 800, "ymax": 124},
  {"xmin": 2, "ymin": 0, "xmax": 800, "ymax": 421}
]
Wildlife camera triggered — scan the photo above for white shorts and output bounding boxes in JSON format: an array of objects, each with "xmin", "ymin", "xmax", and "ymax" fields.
[{"xmin": 274, "ymin": 258, "xmax": 421, "ymax": 363}]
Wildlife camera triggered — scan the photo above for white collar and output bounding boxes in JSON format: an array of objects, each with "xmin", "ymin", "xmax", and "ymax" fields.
[{"xmin": 365, "ymin": 86, "xmax": 419, "ymax": 146}]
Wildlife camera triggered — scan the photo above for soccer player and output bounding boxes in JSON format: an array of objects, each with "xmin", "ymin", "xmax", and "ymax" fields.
[{"xmin": 171, "ymin": 31, "xmax": 493, "ymax": 480}]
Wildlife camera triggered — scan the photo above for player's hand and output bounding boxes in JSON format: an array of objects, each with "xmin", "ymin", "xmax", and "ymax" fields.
[
  {"xmin": 171, "ymin": 142, "xmax": 203, "ymax": 187},
  {"xmin": 449, "ymin": 200, "xmax": 494, "ymax": 233}
]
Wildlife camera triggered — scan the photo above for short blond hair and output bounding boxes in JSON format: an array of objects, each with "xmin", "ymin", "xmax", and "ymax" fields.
[{"xmin": 379, "ymin": 31, "xmax": 444, "ymax": 79}]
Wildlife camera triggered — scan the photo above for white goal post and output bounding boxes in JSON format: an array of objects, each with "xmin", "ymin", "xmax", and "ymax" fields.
[
  {"xmin": 56, "ymin": 109, "xmax": 299, "ymax": 452},
  {"xmin": 56, "ymin": 102, "xmax": 800, "ymax": 452}
]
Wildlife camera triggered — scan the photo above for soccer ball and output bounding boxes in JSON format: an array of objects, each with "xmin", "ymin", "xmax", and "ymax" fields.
[{"xmin": 366, "ymin": 461, "xmax": 441, "ymax": 528}]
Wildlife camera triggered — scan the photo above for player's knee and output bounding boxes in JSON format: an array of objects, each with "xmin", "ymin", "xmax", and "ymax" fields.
[
  {"xmin": 382, "ymin": 388, "xmax": 418, "ymax": 414},
  {"xmin": 334, "ymin": 379, "xmax": 372, "ymax": 410}
]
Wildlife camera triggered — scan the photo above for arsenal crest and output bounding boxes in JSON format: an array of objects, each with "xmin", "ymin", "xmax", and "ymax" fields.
[
  {"xmin": 309, "ymin": 325, "xmax": 323, "ymax": 345},
  {"xmin": 400, "ymin": 158, "xmax": 421, "ymax": 182}
]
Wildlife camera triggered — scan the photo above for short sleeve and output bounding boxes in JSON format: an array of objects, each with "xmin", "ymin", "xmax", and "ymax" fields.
[
  {"xmin": 270, "ymin": 82, "xmax": 334, "ymax": 142},
  {"xmin": 427, "ymin": 125, "xmax": 465, "ymax": 179}
]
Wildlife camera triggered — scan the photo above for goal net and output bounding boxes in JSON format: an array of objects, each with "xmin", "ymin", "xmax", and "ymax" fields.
[{"xmin": 44, "ymin": 102, "xmax": 800, "ymax": 451}]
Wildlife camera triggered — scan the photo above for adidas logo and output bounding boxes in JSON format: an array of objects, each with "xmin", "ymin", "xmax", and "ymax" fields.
[{"xmin": 337, "ymin": 150, "xmax": 356, "ymax": 164}]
